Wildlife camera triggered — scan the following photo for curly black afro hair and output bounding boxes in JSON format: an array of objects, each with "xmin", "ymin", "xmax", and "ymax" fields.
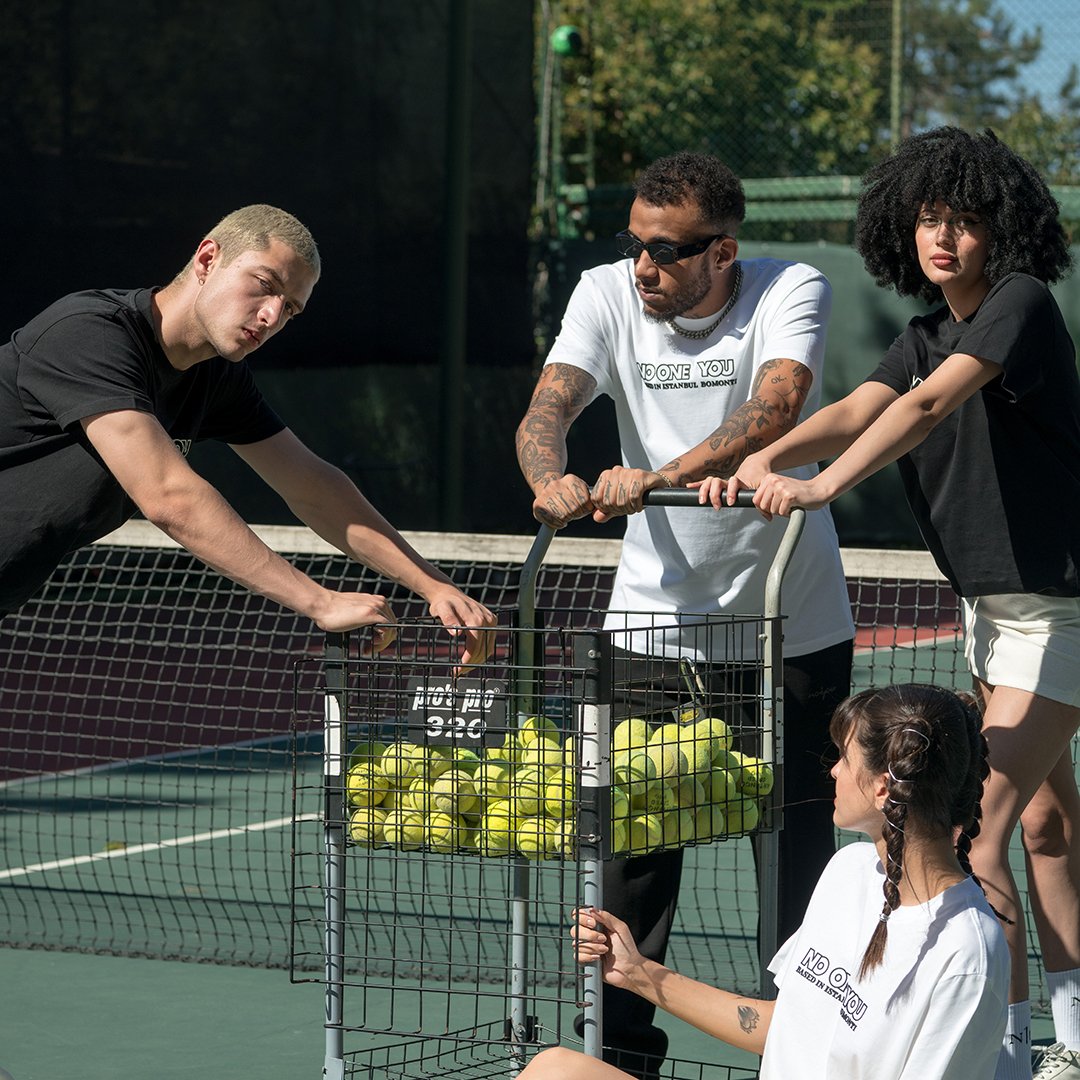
[
  {"xmin": 633, "ymin": 152, "xmax": 746, "ymax": 233},
  {"xmin": 854, "ymin": 126, "xmax": 1073, "ymax": 305}
]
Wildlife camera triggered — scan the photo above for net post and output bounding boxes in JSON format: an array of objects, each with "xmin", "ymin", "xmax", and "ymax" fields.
[
  {"xmin": 573, "ymin": 631, "xmax": 612, "ymax": 1059},
  {"xmin": 322, "ymin": 631, "xmax": 348, "ymax": 1080}
]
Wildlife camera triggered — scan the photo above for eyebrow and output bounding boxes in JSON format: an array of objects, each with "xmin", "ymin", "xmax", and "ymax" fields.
[{"xmin": 256, "ymin": 264, "xmax": 306, "ymax": 315}]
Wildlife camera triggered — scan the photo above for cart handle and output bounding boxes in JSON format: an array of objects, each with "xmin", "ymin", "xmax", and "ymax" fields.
[{"xmin": 518, "ymin": 488, "xmax": 805, "ymax": 627}]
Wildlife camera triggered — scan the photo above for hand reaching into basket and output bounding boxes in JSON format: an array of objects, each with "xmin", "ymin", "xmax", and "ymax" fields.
[{"xmin": 426, "ymin": 586, "xmax": 498, "ymax": 670}]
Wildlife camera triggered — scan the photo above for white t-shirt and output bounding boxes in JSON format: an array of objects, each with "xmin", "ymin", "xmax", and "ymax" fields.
[
  {"xmin": 545, "ymin": 257, "xmax": 854, "ymax": 659},
  {"xmin": 763, "ymin": 842, "xmax": 1009, "ymax": 1080}
]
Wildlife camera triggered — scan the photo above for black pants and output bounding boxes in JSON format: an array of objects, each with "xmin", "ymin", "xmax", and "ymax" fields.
[{"xmin": 574, "ymin": 638, "xmax": 854, "ymax": 1079}]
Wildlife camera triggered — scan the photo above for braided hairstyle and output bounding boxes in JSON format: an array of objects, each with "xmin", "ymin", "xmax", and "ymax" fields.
[
  {"xmin": 854, "ymin": 126, "xmax": 1073, "ymax": 305},
  {"xmin": 829, "ymin": 684, "xmax": 995, "ymax": 979}
]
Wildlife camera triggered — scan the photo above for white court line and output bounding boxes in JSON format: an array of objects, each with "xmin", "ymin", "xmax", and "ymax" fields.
[{"xmin": 0, "ymin": 812, "xmax": 321, "ymax": 881}]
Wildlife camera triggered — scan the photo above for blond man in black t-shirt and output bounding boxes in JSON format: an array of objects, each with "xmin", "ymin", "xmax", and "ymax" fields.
[{"xmin": 0, "ymin": 204, "xmax": 494, "ymax": 664}]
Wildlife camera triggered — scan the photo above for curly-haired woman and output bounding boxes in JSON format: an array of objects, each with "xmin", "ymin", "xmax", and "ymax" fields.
[{"xmin": 699, "ymin": 127, "xmax": 1080, "ymax": 1080}]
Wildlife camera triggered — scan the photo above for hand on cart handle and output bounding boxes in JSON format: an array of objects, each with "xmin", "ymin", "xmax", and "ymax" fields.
[
  {"xmin": 589, "ymin": 466, "xmax": 673, "ymax": 523},
  {"xmin": 692, "ymin": 468, "xmax": 829, "ymax": 521},
  {"xmin": 572, "ymin": 906, "xmax": 648, "ymax": 992},
  {"xmin": 531, "ymin": 473, "xmax": 595, "ymax": 529},
  {"xmin": 426, "ymin": 589, "xmax": 498, "ymax": 671}
]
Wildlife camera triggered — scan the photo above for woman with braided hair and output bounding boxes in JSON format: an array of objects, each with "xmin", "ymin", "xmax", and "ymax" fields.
[
  {"xmin": 702, "ymin": 126, "xmax": 1080, "ymax": 1080},
  {"xmin": 519, "ymin": 684, "xmax": 1009, "ymax": 1080}
]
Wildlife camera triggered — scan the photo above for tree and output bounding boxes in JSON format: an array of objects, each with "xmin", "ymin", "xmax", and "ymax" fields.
[{"xmin": 543, "ymin": 0, "xmax": 1077, "ymax": 188}]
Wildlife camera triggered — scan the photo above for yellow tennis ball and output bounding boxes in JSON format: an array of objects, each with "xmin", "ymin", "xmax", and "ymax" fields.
[
  {"xmin": 612, "ymin": 718, "xmax": 650, "ymax": 753},
  {"xmin": 423, "ymin": 745, "xmax": 456, "ymax": 780},
  {"xmin": 405, "ymin": 776, "xmax": 434, "ymax": 813},
  {"xmin": 674, "ymin": 726, "xmax": 715, "ymax": 775},
  {"xmin": 516, "ymin": 816, "xmax": 554, "ymax": 859},
  {"xmin": 649, "ymin": 722, "xmax": 684, "ymax": 749},
  {"xmin": 627, "ymin": 813, "xmax": 663, "ymax": 855},
  {"xmin": 543, "ymin": 775, "xmax": 575, "ymax": 819},
  {"xmin": 646, "ymin": 743, "xmax": 687, "ymax": 782},
  {"xmin": 613, "ymin": 749, "xmax": 657, "ymax": 800},
  {"xmin": 346, "ymin": 762, "xmax": 389, "ymax": 807},
  {"xmin": 380, "ymin": 742, "xmax": 421, "ymax": 785},
  {"xmin": 611, "ymin": 785, "xmax": 630, "ymax": 820},
  {"xmin": 547, "ymin": 818, "xmax": 577, "ymax": 859},
  {"xmin": 452, "ymin": 747, "xmax": 482, "ymax": 774},
  {"xmin": 513, "ymin": 766, "xmax": 548, "ymax": 817},
  {"xmin": 347, "ymin": 739, "xmax": 388, "ymax": 772},
  {"xmin": 611, "ymin": 817, "xmax": 629, "ymax": 854},
  {"xmin": 673, "ymin": 776, "xmax": 707, "ymax": 811},
  {"xmin": 516, "ymin": 715, "xmax": 560, "ymax": 747},
  {"xmin": 382, "ymin": 809, "xmax": 425, "ymax": 850},
  {"xmin": 478, "ymin": 812, "xmax": 514, "ymax": 856},
  {"xmin": 661, "ymin": 808, "xmax": 696, "ymax": 849},
  {"xmin": 693, "ymin": 803, "xmax": 725, "ymax": 841},
  {"xmin": 473, "ymin": 760, "xmax": 513, "ymax": 800},
  {"xmin": 518, "ymin": 738, "xmax": 564, "ymax": 772},
  {"xmin": 430, "ymin": 769, "xmax": 479, "ymax": 816},
  {"xmin": 730, "ymin": 751, "xmax": 775, "ymax": 797},
  {"xmin": 723, "ymin": 797, "xmax": 760, "ymax": 836},
  {"xmin": 707, "ymin": 767, "xmax": 740, "ymax": 806},
  {"xmin": 348, "ymin": 806, "xmax": 388, "ymax": 847},
  {"xmin": 693, "ymin": 716, "xmax": 733, "ymax": 756},
  {"xmin": 484, "ymin": 735, "xmax": 515, "ymax": 763},
  {"xmin": 426, "ymin": 812, "xmax": 467, "ymax": 853}
]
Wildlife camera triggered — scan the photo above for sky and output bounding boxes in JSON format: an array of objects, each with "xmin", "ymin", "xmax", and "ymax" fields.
[{"xmin": 992, "ymin": 0, "xmax": 1077, "ymax": 101}]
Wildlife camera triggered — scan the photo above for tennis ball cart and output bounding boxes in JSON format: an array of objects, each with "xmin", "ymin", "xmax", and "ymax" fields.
[{"xmin": 290, "ymin": 490, "xmax": 806, "ymax": 1079}]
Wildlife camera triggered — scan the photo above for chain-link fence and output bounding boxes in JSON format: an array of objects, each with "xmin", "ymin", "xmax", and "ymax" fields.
[{"xmin": 536, "ymin": 0, "xmax": 1080, "ymax": 243}]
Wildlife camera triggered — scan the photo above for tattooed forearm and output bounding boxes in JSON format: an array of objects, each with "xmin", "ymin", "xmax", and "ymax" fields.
[
  {"xmin": 516, "ymin": 364, "xmax": 598, "ymax": 489},
  {"xmin": 686, "ymin": 358, "xmax": 812, "ymax": 479}
]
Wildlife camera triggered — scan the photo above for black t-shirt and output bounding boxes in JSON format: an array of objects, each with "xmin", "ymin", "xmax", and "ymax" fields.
[
  {"xmin": 866, "ymin": 273, "xmax": 1080, "ymax": 597},
  {"xmin": 0, "ymin": 287, "xmax": 285, "ymax": 611}
]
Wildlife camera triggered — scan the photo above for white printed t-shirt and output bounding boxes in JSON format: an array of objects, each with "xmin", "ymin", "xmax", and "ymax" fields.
[
  {"xmin": 764, "ymin": 842, "xmax": 1009, "ymax": 1079},
  {"xmin": 545, "ymin": 257, "xmax": 854, "ymax": 659}
]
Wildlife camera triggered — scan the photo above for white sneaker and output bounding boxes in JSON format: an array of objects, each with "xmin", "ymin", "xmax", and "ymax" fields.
[{"xmin": 1034, "ymin": 1043, "xmax": 1080, "ymax": 1080}]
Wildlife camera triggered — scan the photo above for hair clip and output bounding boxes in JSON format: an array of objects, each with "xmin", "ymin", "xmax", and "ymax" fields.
[
  {"xmin": 887, "ymin": 766, "xmax": 915, "ymax": 784},
  {"xmin": 901, "ymin": 727, "xmax": 931, "ymax": 748}
]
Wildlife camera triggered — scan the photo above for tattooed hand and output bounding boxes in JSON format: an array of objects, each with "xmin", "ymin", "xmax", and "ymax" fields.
[
  {"xmin": 589, "ymin": 465, "xmax": 671, "ymax": 523},
  {"xmin": 532, "ymin": 473, "xmax": 594, "ymax": 528}
]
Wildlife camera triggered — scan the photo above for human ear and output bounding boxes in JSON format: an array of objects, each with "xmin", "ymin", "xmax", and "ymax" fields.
[
  {"xmin": 193, "ymin": 238, "xmax": 221, "ymax": 283},
  {"xmin": 871, "ymin": 771, "xmax": 889, "ymax": 809}
]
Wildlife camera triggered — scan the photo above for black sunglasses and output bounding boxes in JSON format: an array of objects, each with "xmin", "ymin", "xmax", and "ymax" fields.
[{"xmin": 615, "ymin": 230, "xmax": 728, "ymax": 266}]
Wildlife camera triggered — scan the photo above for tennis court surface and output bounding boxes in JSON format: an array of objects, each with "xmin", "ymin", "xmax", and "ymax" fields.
[{"xmin": 2, "ymin": 524, "xmax": 1074, "ymax": 1078}]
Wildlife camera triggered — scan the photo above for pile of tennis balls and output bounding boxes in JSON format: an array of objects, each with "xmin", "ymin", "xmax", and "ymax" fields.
[{"xmin": 344, "ymin": 711, "xmax": 772, "ymax": 861}]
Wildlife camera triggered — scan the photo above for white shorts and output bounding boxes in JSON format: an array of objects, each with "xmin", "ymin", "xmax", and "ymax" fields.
[{"xmin": 963, "ymin": 593, "xmax": 1080, "ymax": 706}]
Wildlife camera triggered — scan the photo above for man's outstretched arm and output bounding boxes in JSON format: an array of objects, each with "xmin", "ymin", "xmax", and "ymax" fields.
[{"xmin": 515, "ymin": 362, "xmax": 598, "ymax": 528}]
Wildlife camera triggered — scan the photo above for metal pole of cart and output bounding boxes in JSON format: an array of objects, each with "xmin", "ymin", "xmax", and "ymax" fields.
[
  {"xmin": 508, "ymin": 526, "xmax": 557, "ymax": 1071},
  {"xmin": 642, "ymin": 490, "xmax": 805, "ymax": 998},
  {"xmin": 517, "ymin": 527, "xmax": 609, "ymax": 1061},
  {"xmin": 321, "ymin": 632, "xmax": 348, "ymax": 1080},
  {"xmin": 516, "ymin": 491, "xmax": 806, "ymax": 1067}
]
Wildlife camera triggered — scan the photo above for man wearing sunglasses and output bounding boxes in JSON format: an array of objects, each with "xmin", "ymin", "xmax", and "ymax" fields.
[{"xmin": 516, "ymin": 152, "xmax": 853, "ymax": 1079}]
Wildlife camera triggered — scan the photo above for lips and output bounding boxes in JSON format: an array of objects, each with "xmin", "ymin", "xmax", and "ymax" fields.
[
  {"xmin": 930, "ymin": 254, "xmax": 956, "ymax": 268},
  {"xmin": 243, "ymin": 328, "xmax": 262, "ymax": 347}
]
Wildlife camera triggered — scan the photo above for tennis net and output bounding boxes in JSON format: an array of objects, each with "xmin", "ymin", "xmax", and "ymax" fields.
[{"xmin": 0, "ymin": 521, "xmax": 1051, "ymax": 1006}]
